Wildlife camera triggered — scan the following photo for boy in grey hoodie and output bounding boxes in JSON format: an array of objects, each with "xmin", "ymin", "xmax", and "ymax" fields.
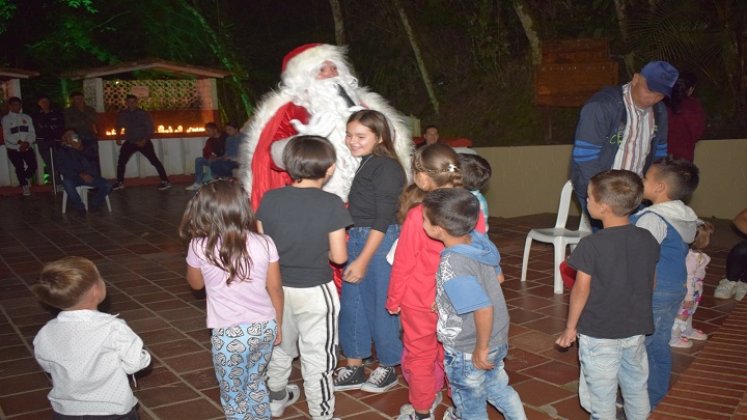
[
  {"xmin": 422, "ymin": 189, "xmax": 526, "ymax": 420},
  {"xmin": 630, "ymin": 157, "xmax": 700, "ymax": 408}
]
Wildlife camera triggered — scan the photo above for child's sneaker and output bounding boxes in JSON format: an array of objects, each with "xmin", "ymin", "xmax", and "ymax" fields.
[
  {"xmin": 399, "ymin": 391, "xmax": 443, "ymax": 417},
  {"xmin": 361, "ymin": 366, "xmax": 398, "ymax": 393},
  {"xmin": 334, "ymin": 365, "xmax": 365, "ymax": 391},
  {"xmin": 269, "ymin": 384, "xmax": 300, "ymax": 417},
  {"xmin": 681, "ymin": 327, "xmax": 707, "ymax": 341},
  {"xmin": 185, "ymin": 182, "xmax": 202, "ymax": 191},
  {"xmin": 21, "ymin": 185, "xmax": 31, "ymax": 196},
  {"xmin": 443, "ymin": 407, "xmax": 459, "ymax": 420},
  {"xmin": 111, "ymin": 182, "xmax": 125, "ymax": 191},
  {"xmin": 157, "ymin": 181, "xmax": 172, "ymax": 190},
  {"xmin": 714, "ymin": 278, "xmax": 738, "ymax": 299},
  {"xmin": 398, "ymin": 413, "xmax": 434, "ymax": 420},
  {"xmin": 735, "ymin": 282, "xmax": 747, "ymax": 301},
  {"xmin": 669, "ymin": 336, "xmax": 693, "ymax": 349}
]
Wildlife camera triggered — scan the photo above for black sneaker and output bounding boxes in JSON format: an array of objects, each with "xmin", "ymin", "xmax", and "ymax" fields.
[
  {"xmin": 361, "ymin": 366, "xmax": 398, "ymax": 393},
  {"xmin": 334, "ymin": 365, "xmax": 365, "ymax": 391},
  {"xmin": 111, "ymin": 182, "xmax": 125, "ymax": 191},
  {"xmin": 157, "ymin": 181, "xmax": 172, "ymax": 191}
]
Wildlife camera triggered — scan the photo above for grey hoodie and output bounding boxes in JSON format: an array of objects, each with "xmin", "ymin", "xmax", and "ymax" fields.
[
  {"xmin": 634, "ymin": 200, "xmax": 698, "ymax": 244},
  {"xmin": 435, "ymin": 232, "xmax": 509, "ymax": 353},
  {"xmin": 633, "ymin": 200, "xmax": 699, "ymax": 292}
]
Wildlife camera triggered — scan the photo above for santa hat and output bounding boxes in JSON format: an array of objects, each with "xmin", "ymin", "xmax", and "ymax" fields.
[{"xmin": 280, "ymin": 43, "xmax": 351, "ymax": 82}]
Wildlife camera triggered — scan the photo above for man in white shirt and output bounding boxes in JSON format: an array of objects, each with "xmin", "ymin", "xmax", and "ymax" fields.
[{"xmin": 2, "ymin": 96, "xmax": 37, "ymax": 196}]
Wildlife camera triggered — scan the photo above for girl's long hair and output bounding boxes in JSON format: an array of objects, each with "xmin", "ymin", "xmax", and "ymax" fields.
[
  {"xmin": 347, "ymin": 109, "xmax": 401, "ymax": 164},
  {"xmin": 397, "ymin": 143, "xmax": 462, "ymax": 222},
  {"xmin": 179, "ymin": 179, "xmax": 255, "ymax": 285}
]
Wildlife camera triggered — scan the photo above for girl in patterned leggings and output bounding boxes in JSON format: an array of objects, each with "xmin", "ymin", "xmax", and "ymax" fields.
[{"xmin": 179, "ymin": 179, "xmax": 284, "ymax": 419}]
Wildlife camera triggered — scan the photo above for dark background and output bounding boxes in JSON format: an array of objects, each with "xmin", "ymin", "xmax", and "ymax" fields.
[{"xmin": 1, "ymin": 0, "xmax": 745, "ymax": 145}]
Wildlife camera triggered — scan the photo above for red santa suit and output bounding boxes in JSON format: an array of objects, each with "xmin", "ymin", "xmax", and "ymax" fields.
[{"xmin": 239, "ymin": 43, "xmax": 412, "ymax": 208}]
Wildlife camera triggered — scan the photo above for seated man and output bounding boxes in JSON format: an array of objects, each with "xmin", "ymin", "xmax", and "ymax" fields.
[
  {"xmin": 210, "ymin": 121, "xmax": 244, "ymax": 178},
  {"xmin": 57, "ymin": 129, "xmax": 112, "ymax": 214},
  {"xmin": 186, "ymin": 122, "xmax": 226, "ymax": 190}
]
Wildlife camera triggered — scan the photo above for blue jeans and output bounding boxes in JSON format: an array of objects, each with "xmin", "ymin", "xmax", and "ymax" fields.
[
  {"xmin": 210, "ymin": 159, "xmax": 239, "ymax": 178},
  {"xmin": 62, "ymin": 175, "xmax": 112, "ymax": 211},
  {"xmin": 578, "ymin": 334, "xmax": 649, "ymax": 420},
  {"xmin": 444, "ymin": 344, "xmax": 526, "ymax": 420},
  {"xmin": 339, "ymin": 225, "xmax": 403, "ymax": 366},
  {"xmin": 646, "ymin": 289, "xmax": 686, "ymax": 408},
  {"xmin": 194, "ymin": 157, "xmax": 212, "ymax": 183},
  {"xmin": 212, "ymin": 320, "xmax": 277, "ymax": 420}
]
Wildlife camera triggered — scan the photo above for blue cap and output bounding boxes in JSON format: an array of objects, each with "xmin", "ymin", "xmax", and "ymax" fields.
[{"xmin": 640, "ymin": 61, "xmax": 679, "ymax": 97}]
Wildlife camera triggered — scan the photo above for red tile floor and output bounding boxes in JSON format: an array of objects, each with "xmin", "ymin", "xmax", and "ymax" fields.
[{"xmin": 0, "ymin": 183, "xmax": 744, "ymax": 419}]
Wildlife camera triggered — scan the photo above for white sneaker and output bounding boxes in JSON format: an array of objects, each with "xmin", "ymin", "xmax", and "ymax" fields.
[
  {"xmin": 269, "ymin": 384, "xmax": 300, "ymax": 417},
  {"xmin": 399, "ymin": 391, "xmax": 443, "ymax": 416},
  {"xmin": 714, "ymin": 278, "xmax": 738, "ymax": 299},
  {"xmin": 443, "ymin": 407, "xmax": 459, "ymax": 420},
  {"xmin": 185, "ymin": 182, "xmax": 202, "ymax": 191},
  {"xmin": 735, "ymin": 282, "xmax": 747, "ymax": 300},
  {"xmin": 22, "ymin": 185, "xmax": 30, "ymax": 196}
]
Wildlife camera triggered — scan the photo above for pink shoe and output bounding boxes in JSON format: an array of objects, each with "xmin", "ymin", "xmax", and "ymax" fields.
[
  {"xmin": 669, "ymin": 337, "xmax": 693, "ymax": 349},
  {"xmin": 682, "ymin": 328, "xmax": 707, "ymax": 341}
]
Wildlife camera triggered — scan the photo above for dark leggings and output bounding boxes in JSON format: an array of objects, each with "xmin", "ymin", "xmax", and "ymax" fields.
[
  {"xmin": 116, "ymin": 140, "xmax": 168, "ymax": 182},
  {"xmin": 726, "ymin": 241, "xmax": 747, "ymax": 283},
  {"xmin": 6, "ymin": 148, "xmax": 37, "ymax": 185}
]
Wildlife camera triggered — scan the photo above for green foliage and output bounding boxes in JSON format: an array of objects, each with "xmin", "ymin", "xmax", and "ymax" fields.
[
  {"xmin": 1, "ymin": 0, "xmax": 746, "ymax": 143},
  {"xmin": 62, "ymin": 0, "xmax": 97, "ymax": 13},
  {"xmin": 0, "ymin": 1, "xmax": 15, "ymax": 34}
]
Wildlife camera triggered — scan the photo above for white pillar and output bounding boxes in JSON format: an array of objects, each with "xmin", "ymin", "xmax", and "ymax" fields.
[{"xmin": 84, "ymin": 78, "xmax": 105, "ymax": 112}]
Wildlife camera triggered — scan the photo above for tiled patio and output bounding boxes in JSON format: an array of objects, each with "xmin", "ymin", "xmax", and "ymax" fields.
[{"xmin": 0, "ymin": 182, "xmax": 744, "ymax": 419}]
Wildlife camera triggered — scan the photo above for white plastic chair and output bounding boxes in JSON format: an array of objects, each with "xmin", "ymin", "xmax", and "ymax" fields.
[
  {"xmin": 520, "ymin": 180, "xmax": 591, "ymax": 294},
  {"xmin": 61, "ymin": 177, "xmax": 112, "ymax": 214}
]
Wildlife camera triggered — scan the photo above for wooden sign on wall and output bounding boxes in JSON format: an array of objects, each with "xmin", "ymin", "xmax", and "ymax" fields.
[{"xmin": 534, "ymin": 38, "xmax": 619, "ymax": 108}]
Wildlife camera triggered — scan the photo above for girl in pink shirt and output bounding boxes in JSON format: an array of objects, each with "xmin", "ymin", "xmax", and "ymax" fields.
[
  {"xmin": 179, "ymin": 179, "xmax": 284, "ymax": 419},
  {"xmin": 387, "ymin": 144, "xmax": 485, "ymax": 419}
]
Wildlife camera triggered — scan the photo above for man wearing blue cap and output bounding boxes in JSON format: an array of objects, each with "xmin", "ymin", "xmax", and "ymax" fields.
[{"xmin": 571, "ymin": 60, "xmax": 679, "ymax": 225}]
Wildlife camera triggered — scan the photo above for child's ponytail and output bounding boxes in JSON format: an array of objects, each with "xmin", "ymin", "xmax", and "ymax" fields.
[{"xmin": 397, "ymin": 144, "xmax": 462, "ymax": 220}]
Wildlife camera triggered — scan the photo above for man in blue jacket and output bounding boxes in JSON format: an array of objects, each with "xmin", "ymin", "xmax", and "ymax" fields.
[
  {"xmin": 571, "ymin": 61, "xmax": 678, "ymax": 228},
  {"xmin": 57, "ymin": 129, "xmax": 112, "ymax": 215}
]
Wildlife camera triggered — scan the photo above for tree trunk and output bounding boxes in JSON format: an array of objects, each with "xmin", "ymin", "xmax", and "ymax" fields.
[
  {"xmin": 613, "ymin": 0, "xmax": 635, "ymax": 76},
  {"xmin": 329, "ymin": 0, "xmax": 345, "ymax": 45},
  {"xmin": 392, "ymin": 0, "xmax": 439, "ymax": 115},
  {"xmin": 513, "ymin": 0, "xmax": 541, "ymax": 66},
  {"xmin": 182, "ymin": 1, "xmax": 254, "ymax": 116}
]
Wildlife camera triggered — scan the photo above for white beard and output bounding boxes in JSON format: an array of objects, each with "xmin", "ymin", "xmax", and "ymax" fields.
[{"xmin": 295, "ymin": 78, "xmax": 361, "ymax": 202}]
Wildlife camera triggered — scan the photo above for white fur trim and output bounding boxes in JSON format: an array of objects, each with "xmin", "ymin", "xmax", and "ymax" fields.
[
  {"xmin": 238, "ymin": 89, "xmax": 294, "ymax": 195},
  {"xmin": 282, "ymin": 44, "xmax": 350, "ymax": 83},
  {"xmin": 239, "ymin": 45, "xmax": 414, "ymax": 200}
]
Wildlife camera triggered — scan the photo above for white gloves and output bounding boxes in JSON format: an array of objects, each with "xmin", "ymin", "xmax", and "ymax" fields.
[
  {"xmin": 270, "ymin": 138, "xmax": 291, "ymax": 170},
  {"xmin": 289, "ymin": 112, "xmax": 337, "ymax": 138}
]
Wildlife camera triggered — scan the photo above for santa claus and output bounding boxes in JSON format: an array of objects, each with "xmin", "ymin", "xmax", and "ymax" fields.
[{"xmin": 239, "ymin": 43, "xmax": 413, "ymax": 207}]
